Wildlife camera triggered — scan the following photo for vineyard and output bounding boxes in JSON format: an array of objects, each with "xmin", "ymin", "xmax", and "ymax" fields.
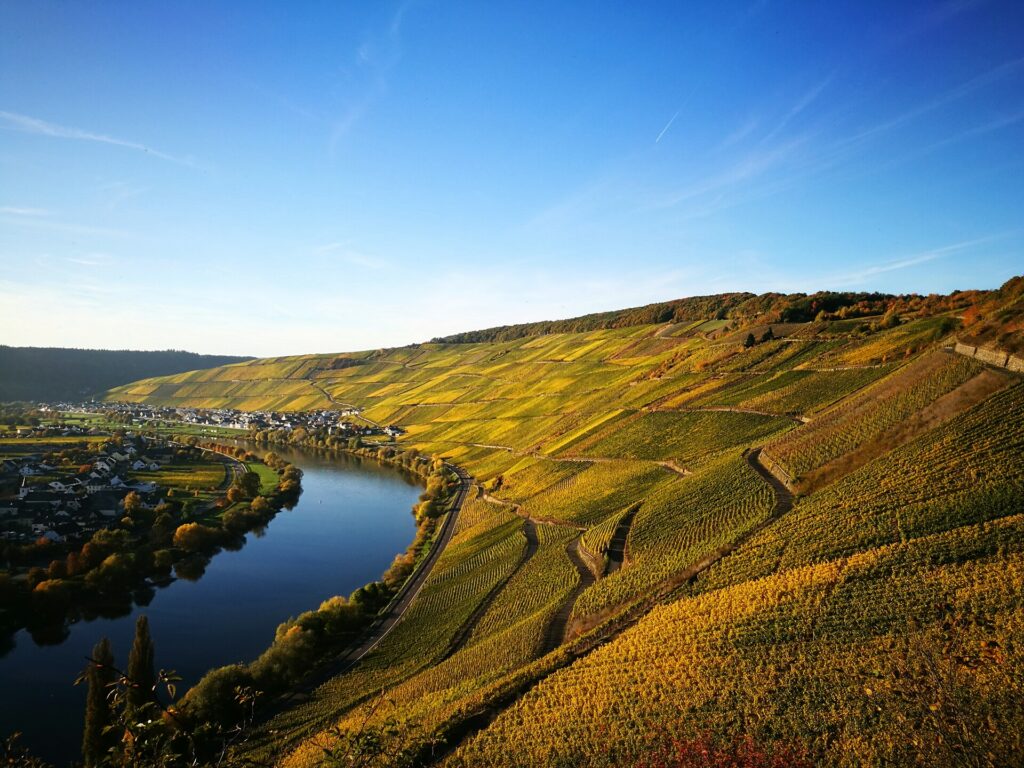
[
  {"xmin": 103, "ymin": 286, "xmax": 1024, "ymax": 767},
  {"xmin": 448, "ymin": 514, "xmax": 1024, "ymax": 767},
  {"xmin": 763, "ymin": 351, "xmax": 986, "ymax": 480}
]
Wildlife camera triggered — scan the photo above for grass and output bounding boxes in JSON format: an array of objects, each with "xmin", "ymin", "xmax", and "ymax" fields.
[{"xmin": 246, "ymin": 461, "xmax": 281, "ymax": 494}]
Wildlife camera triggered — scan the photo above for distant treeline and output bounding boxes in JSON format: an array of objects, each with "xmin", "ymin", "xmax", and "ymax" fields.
[
  {"xmin": 0, "ymin": 346, "xmax": 253, "ymax": 402},
  {"xmin": 431, "ymin": 289, "xmax": 991, "ymax": 344}
]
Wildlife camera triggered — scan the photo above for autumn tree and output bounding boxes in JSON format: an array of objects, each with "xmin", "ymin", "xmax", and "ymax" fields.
[
  {"xmin": 173, "ymin": 523, "xmax": 222, "ymax": 552},
  {"xmin": 123, "ymin": 491, "xmax": 143, "ymax": 516}
]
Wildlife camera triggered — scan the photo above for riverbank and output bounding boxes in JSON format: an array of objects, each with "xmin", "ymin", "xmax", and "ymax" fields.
[{"xmin": 0, "ymin": 444, "xmax": 422, "ymax": 765}]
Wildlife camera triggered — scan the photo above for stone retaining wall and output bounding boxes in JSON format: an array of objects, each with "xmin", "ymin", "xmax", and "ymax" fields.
[{"xmin": 952, "ymin": 339, "xmax": 1022, "ymax": 373}]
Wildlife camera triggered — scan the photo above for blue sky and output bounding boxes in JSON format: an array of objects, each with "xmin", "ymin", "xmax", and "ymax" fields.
[{"xmin": 2, "ymin": 1, "xmax": 1022, "ymax": 356}]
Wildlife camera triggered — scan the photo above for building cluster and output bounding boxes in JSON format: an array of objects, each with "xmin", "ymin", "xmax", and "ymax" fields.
[
  {"xmin": 44, "ymin": 402, "xmax": 404, "ymax": 438},
  {"xmin": 1, "ymin": 401, "xmax": 410, "ymax": 546},
  {"xmin": 0, "ymin": 435, "xmax": 175, "ymax": 545}
]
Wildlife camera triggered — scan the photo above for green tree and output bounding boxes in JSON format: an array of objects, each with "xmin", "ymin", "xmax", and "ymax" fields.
[
  {"xmin": 235, "ymin": 470, "xmax": 261, "ymax": 498},
  {"xmin": 81, "ymin": 637, "xmax": 116, "ymax": 767},
  {"xmin": 127, "ymin": 615, "xmax": 156, "ymax": 711},
  {"xmin": 743, "ymin": 332, "xmax": 756, "ymax": 348}
]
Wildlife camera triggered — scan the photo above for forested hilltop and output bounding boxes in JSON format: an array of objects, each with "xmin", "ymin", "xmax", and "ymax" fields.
[
  {"xmin": 430, "ymin": 287, "xmax": 993, "ymax": 344},
  {"xmin": 102, "ymin": 279, "xmax": 1024, "ymax": 767},
  {"xmin": 0, "ymin": 346, "xmax": 253, "ymax": 402}
]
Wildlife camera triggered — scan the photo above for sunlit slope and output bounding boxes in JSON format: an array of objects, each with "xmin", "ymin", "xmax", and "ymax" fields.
[
  {"xmin": 107, "ymin": 304, "xmax": 1024, "ymax": 766},
  {"xmin": 447, "ymin": 383, "xmax": 1024, "ymax": 767}
]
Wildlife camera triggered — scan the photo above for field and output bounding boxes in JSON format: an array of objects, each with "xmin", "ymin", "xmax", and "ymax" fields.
[
  {"xmin": 129, "ymin": 460, "xmax": 227, "ymax": 493},
  {"xmin": 103, "ymin": 294, "xmax": 1024, "ymax": 767}
]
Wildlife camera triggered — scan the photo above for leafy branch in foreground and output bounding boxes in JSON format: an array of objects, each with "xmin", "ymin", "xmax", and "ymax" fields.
[{"xmin": 310, "ymin": 693, "xmax": 433, "ymax": 768}]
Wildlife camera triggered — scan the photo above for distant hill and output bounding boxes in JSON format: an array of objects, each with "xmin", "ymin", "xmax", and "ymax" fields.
[{"xmin": 0, "ymin": 346, "xmax": 253, "ymax": 402}]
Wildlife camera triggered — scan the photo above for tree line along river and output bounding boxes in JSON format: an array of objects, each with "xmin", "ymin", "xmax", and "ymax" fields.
[{"xmin": 0, "ymin": 444, "xmax": 422, "ymax": 765}]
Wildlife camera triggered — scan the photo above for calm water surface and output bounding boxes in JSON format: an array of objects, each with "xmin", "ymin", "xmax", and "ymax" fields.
[{"xmin": 0, "ymin": 445, "xmax": 420, "ymax": 765}]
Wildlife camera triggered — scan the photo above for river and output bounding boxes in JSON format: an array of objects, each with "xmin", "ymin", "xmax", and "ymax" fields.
[{"xmin": 0, "ymin": 445, "xmax": 421, "ymax": 765}]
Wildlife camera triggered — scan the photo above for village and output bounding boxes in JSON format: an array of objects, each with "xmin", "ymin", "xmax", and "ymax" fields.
[
  {"xmin": 0, "ymin": 402, "xmax": 405, "ymax": 549},
  {"xmin": 33, "ymin": 401, "xmax": 404, "ymax": 438},
  {"xmin": 0, "ymin": 433, "xmax": 195, "ymax": 547}
]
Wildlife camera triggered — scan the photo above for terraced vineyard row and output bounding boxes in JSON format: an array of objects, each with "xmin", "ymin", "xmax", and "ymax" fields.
[
  {"xmin": 573, "ymin": 409, "xmax": 794, "ymax": 468},
  {"xmin": 690, "ymin": 365, "xmax": 894, "ymax": 415},
  {"xmin": 491, "ymin": 457, "xmax": 591, "ymax": 503},
  {"xmin": 509, "ymin": 460, "xmax": 669, "ymax": 526},
  {"xmin": 764, "ymin": 351, "xmax": 983, "ymax": 478},
  {"xmin": 572, "ymin": 452, "xmax": 775, "ymax": 620},
  {"xmin": 696, "ymin": 382, "xmax": 1024, "ymax": 595}
]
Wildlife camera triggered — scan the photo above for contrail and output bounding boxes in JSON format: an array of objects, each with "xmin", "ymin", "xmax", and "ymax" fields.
[
  {"xmin": 0, "ymin": 110, "xmax": 198, "ymax": 167},
  {"xmin": 656, "ymin": 110, "xmax": 681, "ymax": 143}
]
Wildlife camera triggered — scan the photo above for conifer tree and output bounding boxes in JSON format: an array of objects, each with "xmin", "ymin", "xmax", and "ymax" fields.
[
  {"xmin": 126, "ymin": 615, "xmax": 156, "ymax": 711},
  {"xmin": 82, "ymin": 637, "xmax": 115, "ymax": 767}
]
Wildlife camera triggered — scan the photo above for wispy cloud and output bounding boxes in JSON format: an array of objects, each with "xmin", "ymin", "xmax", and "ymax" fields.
[
  {"xmin": 329, "ymin": 1, "xmax": 414, "ymax": 154},
  {"xmin": 95, "ymin": 180, "xmax": 149, "ymax": 209},
  {"xmin": 760, "ymin": 74, "xmax": 833, "ymax": 145},
  {"xmin": 653, "ymin": 135, "xmax": 808, "ymax": 209},
  {"xmin": 838, "ymin": 56, "xmax": 1024, "ymax": 149},
  {"xmin": 1, "ymin": 213, "xmax": 133, "ymax": 239},
  {"xmin": 314, "ymin": 242, "xmax": 390, "ymax": 270},
  {"xmin": 714, "ymin": 117, "xmax": 760, "ymax": 151},
  {"xmin": 0, "ymin": 206, "xmax": 49, "ymax": 217},
  {"xmin": 826, "ymin": 235, "xmax": 1011, "ymax": 287},
  {"xmin": 0, "ymin": 110, "xmax": 198, "ymax": 167},
  {"xmin": 65, "ymin": 253, "xmax": 115, "ymax": 267},
  {"xmin": 916, "ymin": 109, "xmax": 1024, "ymax": 155},
  {"xmin": 831, "ymin": 109, "xmax": 1024, "ymax": 186},
  {"xmin": 891, "ymin": 0, "xmax": 992, "ymax": 45},
  {"xmin": 681, "ymin": 57, "xmax": 1024, "ymax": 217}
]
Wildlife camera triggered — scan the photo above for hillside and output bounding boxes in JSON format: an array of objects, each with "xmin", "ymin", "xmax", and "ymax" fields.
[
  {"xmin": 106, "ymin": 284, "xmax": 1024, "ymax": 767},
  {"xmin": 0, "ymin": 346, "xmax": 253, "ymax": 402}
]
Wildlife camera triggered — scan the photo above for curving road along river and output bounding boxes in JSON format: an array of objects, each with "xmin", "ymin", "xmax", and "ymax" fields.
[{"xmin": 0, "ymin": 445, "xmax": 422, "ymax": 765}]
